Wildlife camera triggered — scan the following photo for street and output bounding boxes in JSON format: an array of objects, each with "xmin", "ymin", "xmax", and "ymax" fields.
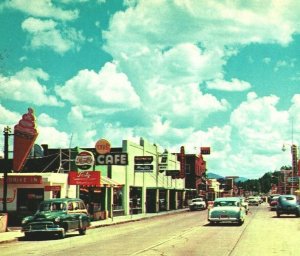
[{"xmin": 0, "ymin": 203, "xmax": 299, "ymax": 256}]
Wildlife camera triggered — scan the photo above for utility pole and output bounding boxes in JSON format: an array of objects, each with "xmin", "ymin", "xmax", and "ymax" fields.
[{"xmin": 3, "ymin": 126, "xmax": 12, "ymax": 213}]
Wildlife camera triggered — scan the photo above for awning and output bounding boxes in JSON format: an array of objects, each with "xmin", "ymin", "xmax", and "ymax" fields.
[{"xmin": 100, "ymin": 176, "xmax": 123, "ymax": 187}]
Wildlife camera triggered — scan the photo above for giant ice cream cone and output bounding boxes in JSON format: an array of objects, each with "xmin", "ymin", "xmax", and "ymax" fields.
[{"xmin": 13, "ymin": 108, "xmax": 38, "ymax": 172}]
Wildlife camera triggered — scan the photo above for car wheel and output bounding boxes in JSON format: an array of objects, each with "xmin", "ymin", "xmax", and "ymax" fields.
[
  {"xmin": 79, "ymin": 228, "xmax": 86, "ymax": 235},
  {"xmin": 238, "ymin": 219, "xmax": 244, "ymax": 226},
  {"xmin": 58, "ymin": 229, "xmax": 65, "ymax": 239},
  {"xmin": 295, "ymin": 212, "xmax": 300, "ymax": 217},
  {"xmin": 276, "ymin": 212, "xmax": 280, "ymax": 218},
  {"xmin": 24, "ymin": 232, "xmax": 33, "ymax": 240}
]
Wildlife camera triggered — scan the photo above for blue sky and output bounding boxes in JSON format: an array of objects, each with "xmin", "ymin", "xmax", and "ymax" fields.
[{"xmin": 0, "ymin": 0, "xmax": 300, "ymax": 179}]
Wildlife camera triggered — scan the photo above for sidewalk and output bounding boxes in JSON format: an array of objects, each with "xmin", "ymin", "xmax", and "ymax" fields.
[{"xmin": 0, "ymin": 209, "xmax": 188, "ymax": 244}]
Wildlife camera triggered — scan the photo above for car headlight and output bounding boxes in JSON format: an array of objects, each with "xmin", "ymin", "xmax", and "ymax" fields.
[
  {"xmin": 55, "ymin": 217, "xmax": 61, "ymax": 222},
  {"xmin": 21, "ymin": 219, "xmax": 28, "ymax": 225}
]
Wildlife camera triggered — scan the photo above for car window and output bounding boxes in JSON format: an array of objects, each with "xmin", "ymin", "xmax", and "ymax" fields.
[{"xmin": 68, "ymin": 202, "xmax": 74, "ymax": 210}]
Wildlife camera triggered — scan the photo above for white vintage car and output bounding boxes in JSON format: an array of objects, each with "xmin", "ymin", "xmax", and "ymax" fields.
[
  {"xmin": 208, "ymin": 197, "xmax": 246, "ymax": 225},
  {"xmin": 189, "ymin": 198, "xmax": 207, "ymax": 211}
]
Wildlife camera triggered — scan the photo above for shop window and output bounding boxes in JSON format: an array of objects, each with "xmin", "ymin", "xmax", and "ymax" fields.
[{"xmin": 17, "ymin": 188, "xmax": 44, "ymax": 215}]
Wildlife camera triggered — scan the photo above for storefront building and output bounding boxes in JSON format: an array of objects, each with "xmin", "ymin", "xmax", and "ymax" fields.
[
  {"xmin": 0, "ymin": 172, "xmax": 75, "ymax": 225},
  {"xmin": 1, "ymin": 137, "xmax": 194, "ymax": 224}
]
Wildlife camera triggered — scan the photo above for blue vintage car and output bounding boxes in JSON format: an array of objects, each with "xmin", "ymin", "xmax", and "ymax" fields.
[
  {"xmin": 21, "ymin": 198, "xmax": 90, "ymax": 239},
  {"xmin": 208, "ymin": 197, "xmax": 246, "ymax": 225},
  {"xmin": 276, "ymin": 195, "xmax": 300, "ymax": 217}
]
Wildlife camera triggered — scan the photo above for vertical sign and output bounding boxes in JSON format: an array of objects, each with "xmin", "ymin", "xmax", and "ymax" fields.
[{"xmin": 179, "ymin": 146, "xmax": 185, "ymax": 178}]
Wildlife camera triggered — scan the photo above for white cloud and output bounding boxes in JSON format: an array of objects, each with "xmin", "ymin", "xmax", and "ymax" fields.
[
  {"xmin": 206, "ymin": 78, "xmax": 251, "ymax": 91},
  {"xmin": 0, "ymin": 67, "xmax": 63, "ymax": 106},
  {"xmin": 35, "ymin": 126, "xmax": 70, "ymax": 148},
  {"xmin": 2, "ymin": 0, "xmax": 79, "ymax": 20},
  {"xmin": 22, "ymin": 17, "xmax": 85, "ymax": 54},
  {"xmin": 230, "ymin": 93, "xmax": 289, "ymax": 153},
  {"xmin": 37, "ymin": 113, "xmax": 58, "ymax": 126},
  {"xmin": 55, "ymin": 62, "xmax": 141, "ymax": 112}
]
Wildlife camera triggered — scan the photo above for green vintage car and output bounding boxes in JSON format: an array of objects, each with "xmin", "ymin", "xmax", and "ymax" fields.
[
  {"xmin": 208, "ymin": 197, "xmax": 246, "ymax": 225},
  {"xmin": 22, "ymin": 198, "xmax": 90, "ymax": 239}
]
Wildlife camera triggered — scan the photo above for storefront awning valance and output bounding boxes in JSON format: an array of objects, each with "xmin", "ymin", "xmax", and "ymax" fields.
[{"xmin": 101, "ymin": 176, "xmax": 122, "ymax": 187}]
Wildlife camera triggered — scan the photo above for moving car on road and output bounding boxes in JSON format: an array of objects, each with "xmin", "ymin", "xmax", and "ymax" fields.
[
  {"xmin": 208, "ymin": 197, "xmax": 246, "ymax": 225},
  {"xmin": 276, "ymin": 195, "xmax": 300, "ymax": 217},
  {"xmin": 21, "ymin": 198, "xmax": 90, "ymax": 239},
  {"xmin": 239, "ymin": 197, "xmax": 249, "ymax": 214},
  {"xmin": 247, "ymin": 196, "xmax": 260, "ymax": 206},
  {"xmin": 189, "ymin": 198, "xmax": 207, "ymax": 211}
]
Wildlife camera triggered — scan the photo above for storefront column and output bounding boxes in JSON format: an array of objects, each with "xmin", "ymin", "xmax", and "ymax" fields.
[
  {"xmin": 156, "ymin": 189, "xmax": 159, "ymax": 213},
  {"xmin": 175, "ymin": 191, "xmax": 178, "ymax": 210},
  {"xmin": 166, "ymin": 190, "xmax": 170, "ymax": 211}
]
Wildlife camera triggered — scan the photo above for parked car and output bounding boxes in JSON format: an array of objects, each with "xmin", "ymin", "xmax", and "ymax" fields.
[
  {"xmin": 239, "ymin": 197, "xmax": 249, "ymax": 214},
  {"xmin": 247, "ymin": 196, "xmax": 260, "ymax": 206},
  {"xmin": 268, "ymin": 194, "xmax": 280, "ymax": 204},
  {"xmin": 276, "ymin": 195, "xmax": 300, "ymax": 217},
  {"xmin": 189, "ymin": 198, "xmax": 207, "ymax": 211},
  {"xmin": 270, "ymin": 195, "xmax": 280, "ymax": 211},
  {"xmin": 21, "ymin": 198, "xmax": 90, "ymax": 239},
  {"xmin": 208, "ymin": 197, "xmax": 246, "ymax": 225}
]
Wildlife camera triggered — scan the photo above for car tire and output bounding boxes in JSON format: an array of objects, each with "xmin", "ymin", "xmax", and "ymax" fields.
[
  {"xmin": 238, "ymin": 219, "xmax": 244, "ymax": 226},
  {"xmin": 79, "ymin": 228, "xmax": 86, "ymax": 235},
  {"xmin": 58, "ymin": 229, "xmax": 65, "ymax": 239},
  {"xmin": 276, "ymin": 212, "xmax": 280, "ymax": 218},
  {"xmin": 295, "ymin": 212, "xmax": 300, "ymax": 217},
  {"xmin": 24, "ymin": 232, "xmax": 33, "ymax": 240}
]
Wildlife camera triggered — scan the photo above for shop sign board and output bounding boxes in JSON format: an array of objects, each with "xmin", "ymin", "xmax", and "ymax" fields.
[
  {"xmin": 134, "ymin": 165, "xmax": 153, "ymax": 172},
  {"xmin": 166, "ymin": 170, "xmax": 180, "ymax": 176},
  {"xmin": 134, "ymin": 156, "xmax": 153, "ymax": 164},
  {"xmin": 75, "ymin": 151, "xmax": 95, "ymax": 170},
  {"xmin": 68, "ymin": 171, "xmax": 100, "ymax": 186},
  {"xmin": 95, "ymin": 139, "xmax": 111, "ymax": 154},
  {"xmin": 96, "ymin": 153, "xmax": 128, "ymax": 165},
  {"xmin": 0, "ymin": 175, "xmax": 42, "ymax": 184},
  {"xmin": 201, "ymin": 147, "xmax": 211, "ymax": 155},
  {"xmin": 44, "ymin": 185, "xmax": 61, "ymax": 191}
]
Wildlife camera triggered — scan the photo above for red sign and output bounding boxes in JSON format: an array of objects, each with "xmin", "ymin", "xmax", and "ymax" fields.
[
  {"xmin": 95, "ymin": 139, "xmax": 111, "ymax": 154},
  {"xmin": 201, "ymin": 147, "xmax": 211, "ymax": 155},
  {"xmin": 0, "ymin": 175, "xmax": 42, "ymax": 184},
  {"xmin": 44, "ymin": 185, "xmax": 61, "ymax": 191},
  {"xmin": 68, "ymin": 171, "xmax": 100, "ymax": 186}
]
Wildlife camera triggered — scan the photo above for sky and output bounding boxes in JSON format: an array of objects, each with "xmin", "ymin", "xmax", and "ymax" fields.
[{"xmin": 0, "ymin": 0, "xmax": 300, "ymax": 179}]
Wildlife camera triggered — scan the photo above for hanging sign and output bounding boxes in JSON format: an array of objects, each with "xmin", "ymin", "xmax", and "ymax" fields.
[
  {"xmin": 68, "ymin": 171, "xmax": 100, "ymax": 186},
  {"xmin": 75, "ymin": 151, "xmax": 95, "ymax": 170}
]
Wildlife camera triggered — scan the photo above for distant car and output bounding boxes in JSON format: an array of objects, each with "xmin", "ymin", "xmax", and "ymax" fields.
[
  {"xmin": 208, "ymin": 197, "xmax": 246, "ymax": 225},
  {"xmin": 270, "ymin": 195, "xmax": 280, "ymax": 211},
  {"xmin": 239, "ymin": 197, "xmax": 249, "ymax": 214},
  {"xmin": 247, "ymin": 196, "xmax": 260, "ymax": 206},
  {"xmin": 276, "ymin": 195, "xmax": 300, "ymax": 217},
  {"xmin": 189, "ymin": 198, "xmax": 207, "ymax": 211},
  {"xmin": 21, "ymin": 198, "xmax": 90, "ymax": 239}
]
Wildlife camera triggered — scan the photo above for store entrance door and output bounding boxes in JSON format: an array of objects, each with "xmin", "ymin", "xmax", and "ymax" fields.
[{"xmin": 17, "ymin": 188, "xmax": 44, "ymax": 217}]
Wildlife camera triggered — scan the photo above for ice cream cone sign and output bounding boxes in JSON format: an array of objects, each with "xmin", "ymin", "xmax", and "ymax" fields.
[{"xmin": 13, "ymin": 108, "xmax": 38, "ymax": 172}]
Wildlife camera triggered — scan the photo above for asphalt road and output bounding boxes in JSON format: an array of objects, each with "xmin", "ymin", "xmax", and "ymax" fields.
[{"xmin": 0, "ymin": 203, "xmax": 299, "ymax": 256}]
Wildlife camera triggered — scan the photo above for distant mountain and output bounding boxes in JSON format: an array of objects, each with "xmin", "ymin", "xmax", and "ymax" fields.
[
  {"xmin": 206, "ymin": 173, "xmax": 248, "ymax": 182},
  {"xmin": 235, "ymin": 177, "xmax": 248, "ymax": 182},
  {"xmin": 206, "ymin": 172, "xmax": 224, "ymax": 179}
]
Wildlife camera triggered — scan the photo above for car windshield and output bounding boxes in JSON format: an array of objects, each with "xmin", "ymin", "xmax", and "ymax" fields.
[
  {"xmin": 192, "ymin": 199, "xmax": 203, "ymax": 202},
  {"xmin": 214, "ymin": 201, "xmax": 238, "ymax": 207},
  {"xmin": 39, "ymin": 202, "xmax": 67, "ymax": 212}
]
